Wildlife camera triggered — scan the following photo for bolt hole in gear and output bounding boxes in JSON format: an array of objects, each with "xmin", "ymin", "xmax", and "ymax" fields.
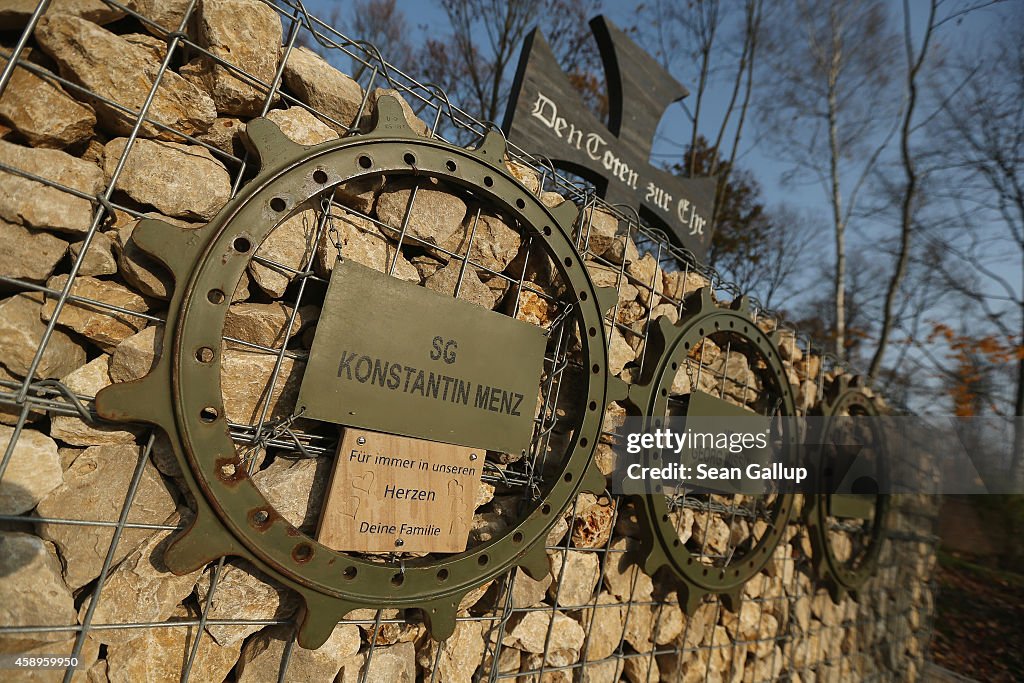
[
  {"xmin": 807, "ymin": 375, "xmax": 890, "ymax": 602},
  {"xmin": 623, "ymin": 289, "xmax": 799, "ymax": 612},
  {"xmin": 95, "ymin": 97, "xmax": 624, "ymax": 648}
]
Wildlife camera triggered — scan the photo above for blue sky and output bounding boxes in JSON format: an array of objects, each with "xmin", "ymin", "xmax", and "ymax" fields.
[{"xmin": 301, "ymin": 1, "xmax": 1006, "ymax": 219}]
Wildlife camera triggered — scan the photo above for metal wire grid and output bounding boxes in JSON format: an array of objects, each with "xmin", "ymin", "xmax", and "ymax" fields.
[{"xmin": 0, "ymin": 0, "xmax": 937, "ymax": 681}]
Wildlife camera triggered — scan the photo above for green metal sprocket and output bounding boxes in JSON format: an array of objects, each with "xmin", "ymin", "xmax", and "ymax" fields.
[
  {"xmin": 95, "ymin": 97, "xmax": 625, "ymax": 648},
  {"xmin": 623, "ymin": 288, "xmax": 798, "ymax": 612},
  {"xmin": 805, "ymin": 375, "xmax": 890, "ymax": 602}
]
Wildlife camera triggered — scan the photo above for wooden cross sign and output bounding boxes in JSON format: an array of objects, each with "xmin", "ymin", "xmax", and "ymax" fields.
[{"xmin": 503, "ymin": 15, "xmax": 717, "ymax": 260}]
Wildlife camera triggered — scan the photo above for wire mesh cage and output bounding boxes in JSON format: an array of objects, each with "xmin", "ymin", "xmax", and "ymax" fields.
[{"xmin": 0, "ymin": 1, "xmax": 939, "ymax": 681}]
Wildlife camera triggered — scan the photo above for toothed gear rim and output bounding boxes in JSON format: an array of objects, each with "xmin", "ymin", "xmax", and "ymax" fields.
[
  {"xmin": 625, "ymin": 290, "xmax": 797, "ymax": 610},
  {"xmin": 807, "ymin": 376, "xmax": 889, "ymax": 602},
  {"xmin": 95, "ymin": 97, "xmax": 617, "ymax": 648}
]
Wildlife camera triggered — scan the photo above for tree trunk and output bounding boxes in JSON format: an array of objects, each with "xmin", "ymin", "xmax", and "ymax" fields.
[
  {"xmin": 869, "ymin": 0, "xmax": 935, "ymax": 378},
  {"xmin": 828, "ymin": 90, "xmax": 846, "ymax": 359}
]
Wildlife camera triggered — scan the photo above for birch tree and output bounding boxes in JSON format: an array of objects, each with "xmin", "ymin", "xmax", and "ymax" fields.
[{"xmin": 757, "ymin": 0, "xmax": 898, "ymax": 359}]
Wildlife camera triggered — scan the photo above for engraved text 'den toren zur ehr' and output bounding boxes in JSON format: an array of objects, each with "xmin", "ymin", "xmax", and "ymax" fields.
[
  {"xmin": 503, "ymin": 15, "xmax": 718, "ymax": 259},
  {"xmin": 296, "ymin": 259, "xmax": 547, "ymax": 456}
]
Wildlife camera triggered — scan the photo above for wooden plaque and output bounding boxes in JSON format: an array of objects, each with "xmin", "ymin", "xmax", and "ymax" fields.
[{"xmin": 317, "ymin": 428, "xmax": 484, "ymax": 553}]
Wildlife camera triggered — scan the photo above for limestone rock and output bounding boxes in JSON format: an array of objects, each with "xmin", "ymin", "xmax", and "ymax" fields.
[
  {"xmin": 622, "ymin": 604, "xmax": 655, "ymax": 653},
  {"xmin": 0, "ymin": 426, "xmax": 62, "ymax": 514},
  {"xmin": 0, "ymin": 139, "xmax": 103, "ymax": 235},
  {"xmin": 250, "ymin": 209, "xmax": 318, "ymax": 297},
  {"xmin": 514, "ymin": 289, "xmax": 554, "ymax": 326},
  {"xmin": 282, "ymin": 46, "xmax": 364, "ymax": 133},
  {"xmin": 42, "ymin": 274, "xmax": 149, "ymax": 351},
  {"xmin": 0, "ymin": 55, "xmax": 95, "ymax": 148},
  {"xmin": 653, "ymin": 600, "xmax": 685, "ymax": 645},
  {"xmin": 587, "ymin": 263, "xmax": 639, "ymax": 309},
  {"xmin": 521, "ymin": 649, "xmax": 579, "ymax": 682},
  {"xmin": 237, "ymin": 623, "xmax": 360, "ymax": 683},
  {"xmin": 572, "ymin": 593, "xmax": 625, "ymax": 661},
  {"xmin": 0, "ymin": 0, "xmax": 127, "ymax": 29},
  {"xmin": 418, "ymin": 620, "xmax": 485, "ymax": 683},
  {"xmin": 195, "ymin": 0, "xmax": 283, "ymax": 116},
  {"xmin": 104, "ymin": 137, "xmax": 231, "ymax": 220},
  {"xmin": 68, "ymin": 231, "xmax": 117, "ymax": 276},
  {"xmin": 339, "ymin": 230, "xmax": 420, "ymax": 283},
  {"xmin": 336, "ymin": 176, "xmax": 383, "ymax": 214},
  {"xmin": 224, "ymin": 302, "xmax": 317, "ymax": 350},
  {"xmin": 506, "ymin": 160, "xmax": 540, "ymax": 193},
  {"xmin": 616, "ymin": 299, "xmax": 646, "ymax": 325},
  {"xmin": 50, "ymin": 355, "xmax": 140, "ymax": 445},
  {"xmin": 594, "ymin": 442, "xmax": 617, "ymax": 476},
  {"xmin": 130, "ymin": 0, "xmax": 193, "ymax": 34},
  {"xmin": 649, "ymin": 302, "xmax": 680, "ymax": 324},
  {"xmin": 375, "ymin": 178, "xmax": 467, "ymax": 246},
  {"xmin": 338, "ymin": 641, "xmax": 415, "ymax": 683},
  {"xmin": 364, "ymin": 87, "xmax": 430, "ymax": 136},
  {"xmin": 797, "ymin": 379, "xmax": 817, "ymax": 412},
  {"xmin": 627, "ymin": 253, "xmax": 661, "ymax": 305},
  {"xmin": 608, "ymin": 328, "xmax": 636, "ymax": 376},
  {"xmin": 483, "ymin": 646, "xmax": 521, "ymax": 676},
  {"xmin": 312, "ymin": 209, "xmax": 375, "ymax": 276},
  {"xmin": 581, "ymin": 658, "xmax": 624, "ymax": 683},
  {"xmin": 440, "ymin": 210, "xmax": 522, "ymax": 272},
  {"xmin": 265, "ymin": 106, "xmax": 339, "ymax": 145},
  {"xmin": 475, "ymin": 481, "xmax": 496, "ymax": 508},
  {"xmin": 547, "ymin": 512, "xmax": 570, "ymax": 547},
  {"xmin": 503, "ymin": 610, "xmax": 585, "ymax": 654},
  {"xmin": 623, "ymin": 654, "xmax": 659, "ymax": 683},
  {"xmin": 220, "ymin": 349, "xmax": 304, "ymax": 424},
  {"xmin": 425, "ymin": 262, "xmax": 496, "ymax": 309},
  {"xmin": 796, "ymin": 354, "xmax": 821, "ymax": 382},
  {"xmin": 109, "ymin": 325, "xmax": 162, "ymax": 382},
  {"xmin": 197, "ymin": 116, "xmax": 246, "ymax": 155},
  {"xmin": 195, "ymin": 560, "xmax": 299, "ymax": 646},
  {"xmin": 548, "ymin": 549, "xmax": 600, "ymax": 607},
  {"xmin": 35, "ymin": 14, "xmax": 216, "ymax": 139},
  {"xmin": 120, "ymin": 32, "xmax": 167, "ymax": 62},
  {"xmin": 603, "ymin": 537, "xmax": 653, "ymax": 600},
  {"xmin": 691, "ymin": 511, "xmax": 730, "ymax": 556},
  {"xmin": 482, "ymin": 272, "xmax": 510, "ymax": 303},
  {"xmin": 581, "ymin": 206, "xmax": 620, "ymax": 257},
  {"xmin": 509, "ymin": 568, "xmax": 552, "ymax": 608},
  {"xmin": 0, "ymin": 293, "xmax": 86, "ymax": 379},
  {"xmin": 36, "ymin": 444, "xmax": 176, "ymax": 591},
  {"xmin": 468, "ymin": 511, "xmax": 508, "ymax": 545},
  {"xmin": 603, "ymin": 230, "xmax": 639, "ymax": 266},
  {"xmin": 0, "ymin": 219, "xmax": 67, "ymax": 282},
  {"xmin": 0, "ymin": 532, "xmax": 76, "ymax": 653},
  {"xmin": 78, "ymin": 519, "xmax": 203, "ymax": 645},
  {"xmin": 662, "ymin": 269, "xmax": 709, "ymax": 303},
  {"xmin": 113, "ymin": 215, "xmax": 199, "ymax": 300},
  {"xmin": 251, "ymin": 457, "xmax": 330, "ymax": 534},
  {"xmin": 571, "ymin": 494, "xmax": 615, "ymax": 548},
  {"xmin": 776, "ymin": 329, "xmax": 802, "ymax": 361},
  {"xmin": 541, "ymin": 190, "xmax": 567, "ymax": 207},
  {"xmin": 105, "ymin": 606, "xmax": 241, "ymax": 683}
]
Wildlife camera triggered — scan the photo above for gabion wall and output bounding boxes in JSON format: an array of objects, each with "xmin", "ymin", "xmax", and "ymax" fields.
[{"xmin": 0, "ymin": 1, "xmax": 937, "ymax": 681}]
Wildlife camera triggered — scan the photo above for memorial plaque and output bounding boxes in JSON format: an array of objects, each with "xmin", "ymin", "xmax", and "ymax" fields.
[
  {"xmin": 297, "ymin": 259, "xmax": 547, "ymax": 455},
  {"xmin": 317, "ymin": 428, "xmax": 483, "ymax": 553},
  {"xmin": 503, "ymin": 16, "xmax": 718, "ymax": 259}
]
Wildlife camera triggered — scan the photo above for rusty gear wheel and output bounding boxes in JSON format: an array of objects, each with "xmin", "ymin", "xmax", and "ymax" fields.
[
  {"xmin": 623, "ymin": 288, "xmax": 798, "ymax": 612},
  {"xmin": 95, "ymin": 97, "xmax": 625, "ymax": 648},
  {"xmin": 806, "ymin": 375, "xmax": 889, "ymax": 602}
]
